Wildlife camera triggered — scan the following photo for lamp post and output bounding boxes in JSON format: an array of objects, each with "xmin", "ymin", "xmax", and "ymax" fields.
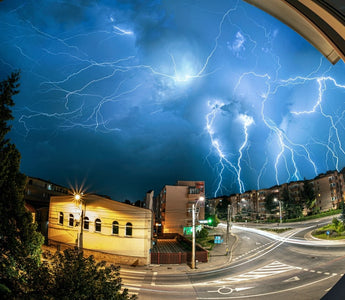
[
  {"xmin": 274, "ymin": 198, "xmax": 282, "ymax": 224},
  {"xmin": 74, "ymin": 193, "xmax": 84, "ymax": 250},
  {"xmin": 192, "ymin": 196, "xmax": 205, "ymax": 269},
  {"xmin": 226, "ymin": 204, "xmax": 232, "ymax": 246}
]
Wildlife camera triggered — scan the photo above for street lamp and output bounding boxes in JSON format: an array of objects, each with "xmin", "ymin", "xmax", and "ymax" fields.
[
  {"xmin": 192, "ymin": 196, "xmax": 205, "ymax": 269},
  {"xmin": 274, "ymin": 198, "xmax": 282, "ymax": 224},
  {"xmin": 74, "ymin": 193, "xmax": 85, "ymax": 250},
  {"xmin": 226, "ymin": 204, "xmax": 232, "ymax": 246}
]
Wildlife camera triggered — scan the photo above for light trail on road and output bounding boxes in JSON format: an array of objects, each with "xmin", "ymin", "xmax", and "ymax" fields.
[{"xmin": 227, "ymin": 224, "xmax": 345, "ymax": 246}]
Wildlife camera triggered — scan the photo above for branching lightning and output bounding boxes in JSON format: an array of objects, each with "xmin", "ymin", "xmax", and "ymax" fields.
[{"xmin": 2, "ymin": 0, "xmax": 345, "ymax": 199}]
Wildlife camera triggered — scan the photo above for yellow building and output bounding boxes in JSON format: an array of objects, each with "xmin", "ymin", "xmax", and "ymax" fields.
[{"xmin": 48, "ymin": 194, "xmax": 153, "ymax": 266}]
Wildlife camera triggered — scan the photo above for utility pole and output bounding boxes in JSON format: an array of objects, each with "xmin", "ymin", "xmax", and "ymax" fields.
[
  {"xmin": 192, "ymin": 203, "xmax": 196, "ymax": 269},
  {"xmin": 78, "ymin": 204, "xmax": 84, "ymax": 250},
  {"xmin": 278, "ymin": 200, "xmax": 282, "ymax": 224},
  {"xmin": 226, "ymin": 204, "xmax": 231, "ymax": 245},
  {"xmin": 191, "ymin": 197, "xmax": 204, "ymax": 269}
]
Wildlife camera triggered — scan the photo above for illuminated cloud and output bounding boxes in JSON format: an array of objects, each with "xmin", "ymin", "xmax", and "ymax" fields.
[{"xmin": 1, "ymin": 0, "xmax": 345, "ymax": 200}]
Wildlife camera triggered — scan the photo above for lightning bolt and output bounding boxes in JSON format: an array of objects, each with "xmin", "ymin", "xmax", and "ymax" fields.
[
  {"xmin": 205, "ymin": 101, "xmax": 255, "ymax": 195},
  {"xmin": 237, "ymin": 114, "xmax": 254, "ymax": 193},
  {"xmin": 2, "ymin": 0, "xmax": 345, "ymax": 200}
]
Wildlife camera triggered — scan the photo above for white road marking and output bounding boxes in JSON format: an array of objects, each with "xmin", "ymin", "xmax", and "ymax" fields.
[
  {"xmin": 151, "ymin": 271, "xmax": 157, "ymax": 286},
  {"xmin": 208, "ymin": 261, "xmax": 297, "ymax": 285},
  {"xmin": 283, "ymin": 276, "xmax": 300, "ymax": 282}
]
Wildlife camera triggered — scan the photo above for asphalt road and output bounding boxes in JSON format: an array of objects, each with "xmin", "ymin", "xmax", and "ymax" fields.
[{"xmin": 122, "ymin": 217, "xmax": 345, "ymax": 299}]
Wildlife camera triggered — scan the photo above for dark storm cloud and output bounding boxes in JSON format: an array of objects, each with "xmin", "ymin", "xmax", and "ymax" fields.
[{"xmin": 1, "ymin": 0, "xmax": 345, "ymax": 200}]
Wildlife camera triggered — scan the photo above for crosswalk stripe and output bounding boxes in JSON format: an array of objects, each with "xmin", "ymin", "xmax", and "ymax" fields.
[{"xmin": 217, "ymin": 261, "xmax": 297, "ymax": 284}]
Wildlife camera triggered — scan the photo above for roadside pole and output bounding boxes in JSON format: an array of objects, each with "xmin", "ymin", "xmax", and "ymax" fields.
[{"xmin": 226, "ymin": 204, "xmax": 231, "ymax": 248}]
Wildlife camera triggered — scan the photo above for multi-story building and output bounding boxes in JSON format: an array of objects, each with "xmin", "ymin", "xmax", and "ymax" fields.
[
  {"xmin": 156, "ymin": 181, "xmax": 205, "ymax": 235},
  {"xmin": 314, "ymin": 170, "xmax": 344, "ymax": 211},
  {"xmin": 226, "ymin": 169, "xmax": 345, "ymax": 220},
  {"xmin": 48, "ymin": 194, "xmax": 153, "ymax": 266},
  {"xmin": 24, "ymin": 176, "xmax": 71, "ymax": 239},
  {"xmin": 24, "ymin": 176, "xmax": 70, "ymax": 209},
  {"xmin": 229, "ymin": 190, "xmax": 260, "ymax": 220}
]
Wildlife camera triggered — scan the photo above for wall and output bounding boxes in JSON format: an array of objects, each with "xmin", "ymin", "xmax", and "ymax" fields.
[{"xmin": 48, "ymin": 195, "xmax": 153, "ymax": 265}]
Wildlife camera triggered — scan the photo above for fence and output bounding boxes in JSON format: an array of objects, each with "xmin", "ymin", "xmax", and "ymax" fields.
[{"xmin": 150, "ymin": 234, "xmax": 208, "ymax": 265}]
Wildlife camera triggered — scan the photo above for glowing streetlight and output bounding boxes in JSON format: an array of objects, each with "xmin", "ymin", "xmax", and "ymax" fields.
[
  {"xmin": 192, "ymin": 196, "xmax": 205, "ymax": 269},
  {"xmin": 274, "ymin": 198, "xmax": 282, "ymax": 224},
  {"xmin": 74, "ymin": 193, "xmax": 84, "ymax": 250}
]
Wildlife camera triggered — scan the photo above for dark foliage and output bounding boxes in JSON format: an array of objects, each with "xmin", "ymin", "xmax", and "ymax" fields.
[
  {"xmin": 301, "ymin": 178, "xmax": 316, "ymax": 214},
  {"xmin": 264, "ymin": 193, "xmax": 277, "ymax": 214},
  {"xmin": 0, "ymin": 72, "xmax": 44, "ymax": 298},
  {"xmin": 30, "ymin": 248, "xmax": 136, "ymax": 300},
  {"xmin": 281, "ymin": 188, "xmax": 303, "ymax": 219}
]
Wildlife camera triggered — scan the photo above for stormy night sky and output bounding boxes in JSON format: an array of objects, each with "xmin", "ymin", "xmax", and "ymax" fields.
[{"xmin": 1, "ymin": 0, "xmax": 345, "ymax": 202}]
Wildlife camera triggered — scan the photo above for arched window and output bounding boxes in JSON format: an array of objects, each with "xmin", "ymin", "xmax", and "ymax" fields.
[
  {"xmin": 112, "ymin": 221, "xmax": 119, "ymax": 235},
  {"xmin": 69, "ymin": 214, "xmax": 74, "ymax": 227},
  {"xmin": 84, "ymin": 216, "xmax": 89, "ymax": 230},
  {"xmin": 59, "ymin": 212, "xmax": 64, "ymax": 225},
  {"xmin": 95, "ymin": 218, "xmax": 101, "ymax": 232},
  {"xmin": 126, "ymin": 222, "xmax": 132, "ymax": 236}
]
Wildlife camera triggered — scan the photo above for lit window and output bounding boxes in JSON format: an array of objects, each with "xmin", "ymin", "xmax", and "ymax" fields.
[
  {"xmin": 112, "ymin": 221, "xmax": 119, "ymax": 235},
  {"xmin": 59, "ymin": 212, "xmax": 64, "ymax": 225},
  {"xmin": 126, "ymin": 222, "xmax": 132, "ymax": 236},
  {"xmin": 69, "ymin": 214, "xmax": 74, "ymax": 227},
  {"xmin": 84, "ymin": 217, "xmax": 89, "ymax": 230},
  {"xmin": 95, "ymin": 219, "xmax": 101, "ymax": 232}
]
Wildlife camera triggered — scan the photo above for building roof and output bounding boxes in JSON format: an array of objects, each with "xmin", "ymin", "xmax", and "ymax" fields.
[
  {"xmin": 244, "ymin": 0, "xmax": 345, "ymax": 64},
  {"xmin": 24, "ymin": 202, "xmax": 36, "ymax": 213},
  {"xmin": 50, "ymin": 194, "xmax": 152, "ymax": 216}
]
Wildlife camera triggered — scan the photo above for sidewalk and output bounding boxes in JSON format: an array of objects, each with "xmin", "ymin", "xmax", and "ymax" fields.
[{"xmin": 122, "ymin": 226, "xmax": 237, "ymax": 274}]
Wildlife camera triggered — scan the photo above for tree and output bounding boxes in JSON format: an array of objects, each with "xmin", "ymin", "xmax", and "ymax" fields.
[
  {"xmin": 216, "ymin": 197, "xmax": 230, "ymax": 219},
  {"xmin": 32, "ymin": 248, "xmax": 135, "ymax": 300},
  {"xmin": 301, "ymin": 178, "xmax": 316, "ymax": 214},
  {"xmin": 264, "ymin": 193, "xmax": 277, "ymax": 215},
  {"xmin": 0, "ymin": 72, "xmax": 44, "ymax": 297},
  {"xmin": 340, "ymin": 200, "xmax": 345, "ymax": 225},
  {"xmin": 281, "ymin": 187, "xmax": 303, "ymax": 220}
]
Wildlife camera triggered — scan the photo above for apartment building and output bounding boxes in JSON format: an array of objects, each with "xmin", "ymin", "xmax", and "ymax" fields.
[
  {"xmin": 314, "ymin": 171, "xmax": 344, "ymax": 211},
  {"xmin": 24, "ymin": 176, "xmax": 71, "ymax": 239},
  {"xmin": 24, "ymin": 176, "xmax": 70, "ymax": 209},
  {"xmin": 156, "ymin": 181, "xmax": 205, "ymax": 235},
  {"xmin": 226, "ymin": 169, "xmax": 345, "ymax": 220}
]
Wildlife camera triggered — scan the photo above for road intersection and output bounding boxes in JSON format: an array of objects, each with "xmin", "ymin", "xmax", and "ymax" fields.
[{"xmin": 121, "ymin": 216, "xmax": 345, "ymax": 299}]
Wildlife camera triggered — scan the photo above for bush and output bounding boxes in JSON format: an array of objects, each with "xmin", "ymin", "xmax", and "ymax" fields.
[
  {"xmin": 196, "ymin": 227, "xmax": 209, "ymax": 239},
  {"xmin": 332, "ymin": 217, "xmax": 340, "ymax": 227},
  {"xmin": 28, "ymin": 248, "xmax": 135, "ymax": 299}
]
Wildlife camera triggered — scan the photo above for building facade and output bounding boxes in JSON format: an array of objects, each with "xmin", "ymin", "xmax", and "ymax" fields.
[
  {"xmin": 48, "ymin": 194, "xmax": 153, "ymax": 266},
  {"xmin": 156, "ymin": 181, "xmax": 205, "ymax": 235},
  {"xmin": 24, "ymin": 176, "xmax": 71, "ymax": 240},
  {"xmin": 24, "ymin": 176, "xmax": 70, "ymax": 209},
  {"xmin": 314, "ymin": 171, "xmax": 345, "ymax": 211},
  {"xmin": 226, "ymin": 169, "xmax": 345, "ymax": 220}
]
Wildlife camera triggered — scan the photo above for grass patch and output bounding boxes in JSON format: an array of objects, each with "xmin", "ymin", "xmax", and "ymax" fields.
[
  {"xmin": 285, "ymin": 209, "xmax": 341, "ymax": 223},
  {"xmin": 312, "ymin": 233, "xmax": 345, "ymax": 240},
  {"xmin": 312, "ymin": 217, "xmax": 345, "ymax": 240},
  {"xmin": 196, "ymin": 237, "xmax": 215, "ymax": 250}
]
